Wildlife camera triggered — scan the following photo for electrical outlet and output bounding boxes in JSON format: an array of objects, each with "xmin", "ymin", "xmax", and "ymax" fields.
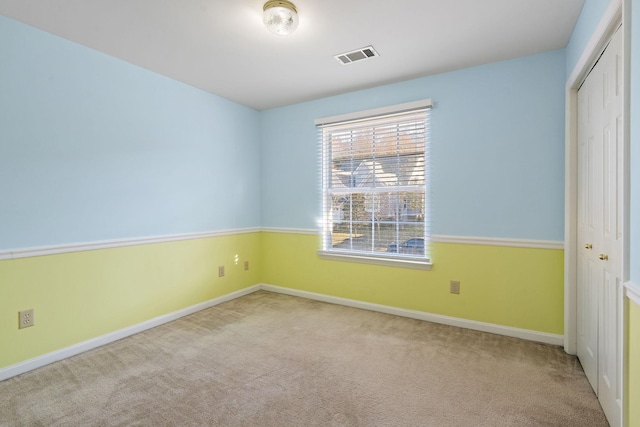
[
  {"xmin": 19, "ymin": 309, "xmax": 34, "ymax": 329},
  {"xmin": 218, "ymin": 266, "xmax": 225, "ymax": 277},
  {"xmin": 450, "ymin": 280, "xmax": 460, "ymax": 294},
  {"xmin": 244, "ymin": 261, "xmax": 249, "ymax": 271}
]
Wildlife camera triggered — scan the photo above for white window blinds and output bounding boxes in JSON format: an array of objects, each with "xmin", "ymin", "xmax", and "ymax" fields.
[{"xmin": 318, "ymin": 101, "xmax": 431, "ymax": 262}]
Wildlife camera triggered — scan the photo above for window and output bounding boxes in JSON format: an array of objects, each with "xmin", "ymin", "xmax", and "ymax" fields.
[{"xmin": 316, "ymin": 100, "xmax": 432, "ymax": 269}]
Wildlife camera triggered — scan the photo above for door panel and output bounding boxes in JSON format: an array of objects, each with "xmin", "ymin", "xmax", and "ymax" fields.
[
  {"xmin": 596, "ymin": 27, "xmax": 623, "ymax": 427},
  {"xmin": 577, "ymin": 254, "xmax": 599, "ymax": 390},
  {"xmin": 577, "ymin": 50, "xmax": 600, "ymax": 394},
  {"xmin": 576, "ymin": 25, "xmax": 623, "ymax": 427}
]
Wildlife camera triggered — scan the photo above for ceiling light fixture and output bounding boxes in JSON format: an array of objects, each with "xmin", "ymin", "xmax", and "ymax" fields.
[{"xmin": 263, "ymin": 0, "xmax": 299, "ymax": 36}]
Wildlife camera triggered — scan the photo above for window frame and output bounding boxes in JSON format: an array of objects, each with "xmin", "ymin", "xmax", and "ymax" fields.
[{"xmin": 315, "ymin": 99, "xmax": 433, "ymax": 270}]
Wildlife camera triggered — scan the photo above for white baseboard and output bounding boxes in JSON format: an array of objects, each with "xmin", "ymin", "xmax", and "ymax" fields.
[
  {"xmin": 0, "ymin": 285, "xmax": 262, "ymax": 382},
  {"xmin": 0, "ymin": 282, "xmax": 565, "ymax": 382},
  {"xmin": 260, "ymin": 284, "xmax": 564, "ymax": 346}
]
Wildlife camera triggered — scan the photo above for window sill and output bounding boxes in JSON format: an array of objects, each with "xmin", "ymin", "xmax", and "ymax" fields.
[{"xmin": 317, "ymin": 250, "xmax": 432, "ymax": 270}]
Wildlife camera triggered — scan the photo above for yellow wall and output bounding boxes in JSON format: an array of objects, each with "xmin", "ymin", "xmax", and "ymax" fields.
[
  {"xmin": 1, "ymin": 230, "xmax": 566, "ymax": 372},
  {"xmin": 0, "ymin": 232, "xmax": 261, "ymax": 369},
  {"xmin": 261, "ymin": 232, "xmax": 564, "ymax": 334},
  {"xmin": 630, "ymin": 300, "xmax": 640, "ymax": 427}
]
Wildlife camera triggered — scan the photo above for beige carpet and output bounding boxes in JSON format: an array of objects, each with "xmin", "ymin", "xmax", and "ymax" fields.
[{"xmin": 0, "ymin": 291, "xmax": 608, "ymax": 426}]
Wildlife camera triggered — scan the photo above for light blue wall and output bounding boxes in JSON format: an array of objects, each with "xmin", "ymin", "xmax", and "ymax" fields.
[
  {"xmin": 261, "ymin": 50, "xmax": 566, "ymax": 241},
  {"xmin": 566, "ymin": 0, "xmax": 612, "ymax": 78},
  {"xmin": 0, "ymin": 16, "xmax": 261, "ymax": 250}
]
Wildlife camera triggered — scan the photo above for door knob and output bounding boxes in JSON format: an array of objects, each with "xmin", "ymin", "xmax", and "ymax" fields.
[
  {"xmin": 584, "ymin": 244, "xmax": 592, "ymax": 249},
  {"xmin": 598, "ymin": 254, "xmax": 608, "ymax": 261}
]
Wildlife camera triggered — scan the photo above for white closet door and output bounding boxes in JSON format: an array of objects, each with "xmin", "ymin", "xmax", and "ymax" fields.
[
  {"xmin": 577, "ymin": 51, "xmax": 601, "ymax": 393},
  {"xmin": 576, "ymin": 26, "xmax": 623, "ymax": 427}
]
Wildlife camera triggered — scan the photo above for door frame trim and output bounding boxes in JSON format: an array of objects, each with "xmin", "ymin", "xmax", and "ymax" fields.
[
  {"xmin": 564, "ymin": 1, "xmax": 628, "ymax": 425},
  {"xmin": 564, "ymin": 0, "xmax": 623, "ymax": 355}
]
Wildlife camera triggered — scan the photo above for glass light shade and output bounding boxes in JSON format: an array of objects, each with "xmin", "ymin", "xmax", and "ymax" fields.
[{"xmin": 263, "ymin": 1, "xmax": 298, "ymax": 36}]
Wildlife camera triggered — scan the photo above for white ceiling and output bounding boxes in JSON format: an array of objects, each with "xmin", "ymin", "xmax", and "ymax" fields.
[{"xmin": 0, "ymin": 0, "xmax": 585, "ymax": 110}]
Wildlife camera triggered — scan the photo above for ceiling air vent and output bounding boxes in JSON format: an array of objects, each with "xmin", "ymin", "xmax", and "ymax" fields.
[{"xmin": 335, "ymin": 46, "xmax": 379, "ymax": 65}]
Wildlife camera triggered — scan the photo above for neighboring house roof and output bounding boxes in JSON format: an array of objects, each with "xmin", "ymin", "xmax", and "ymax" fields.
[
  {"xmin": 331, "ymin": 169, "xmax": 350, "ymax": 189},
  {"xmin": 353, "ymin": 161, "xmax": 397, "ymax": 188},
  {"xmin": 332, "ymin": 156, "xmax": 424, "ymax": 189}
]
